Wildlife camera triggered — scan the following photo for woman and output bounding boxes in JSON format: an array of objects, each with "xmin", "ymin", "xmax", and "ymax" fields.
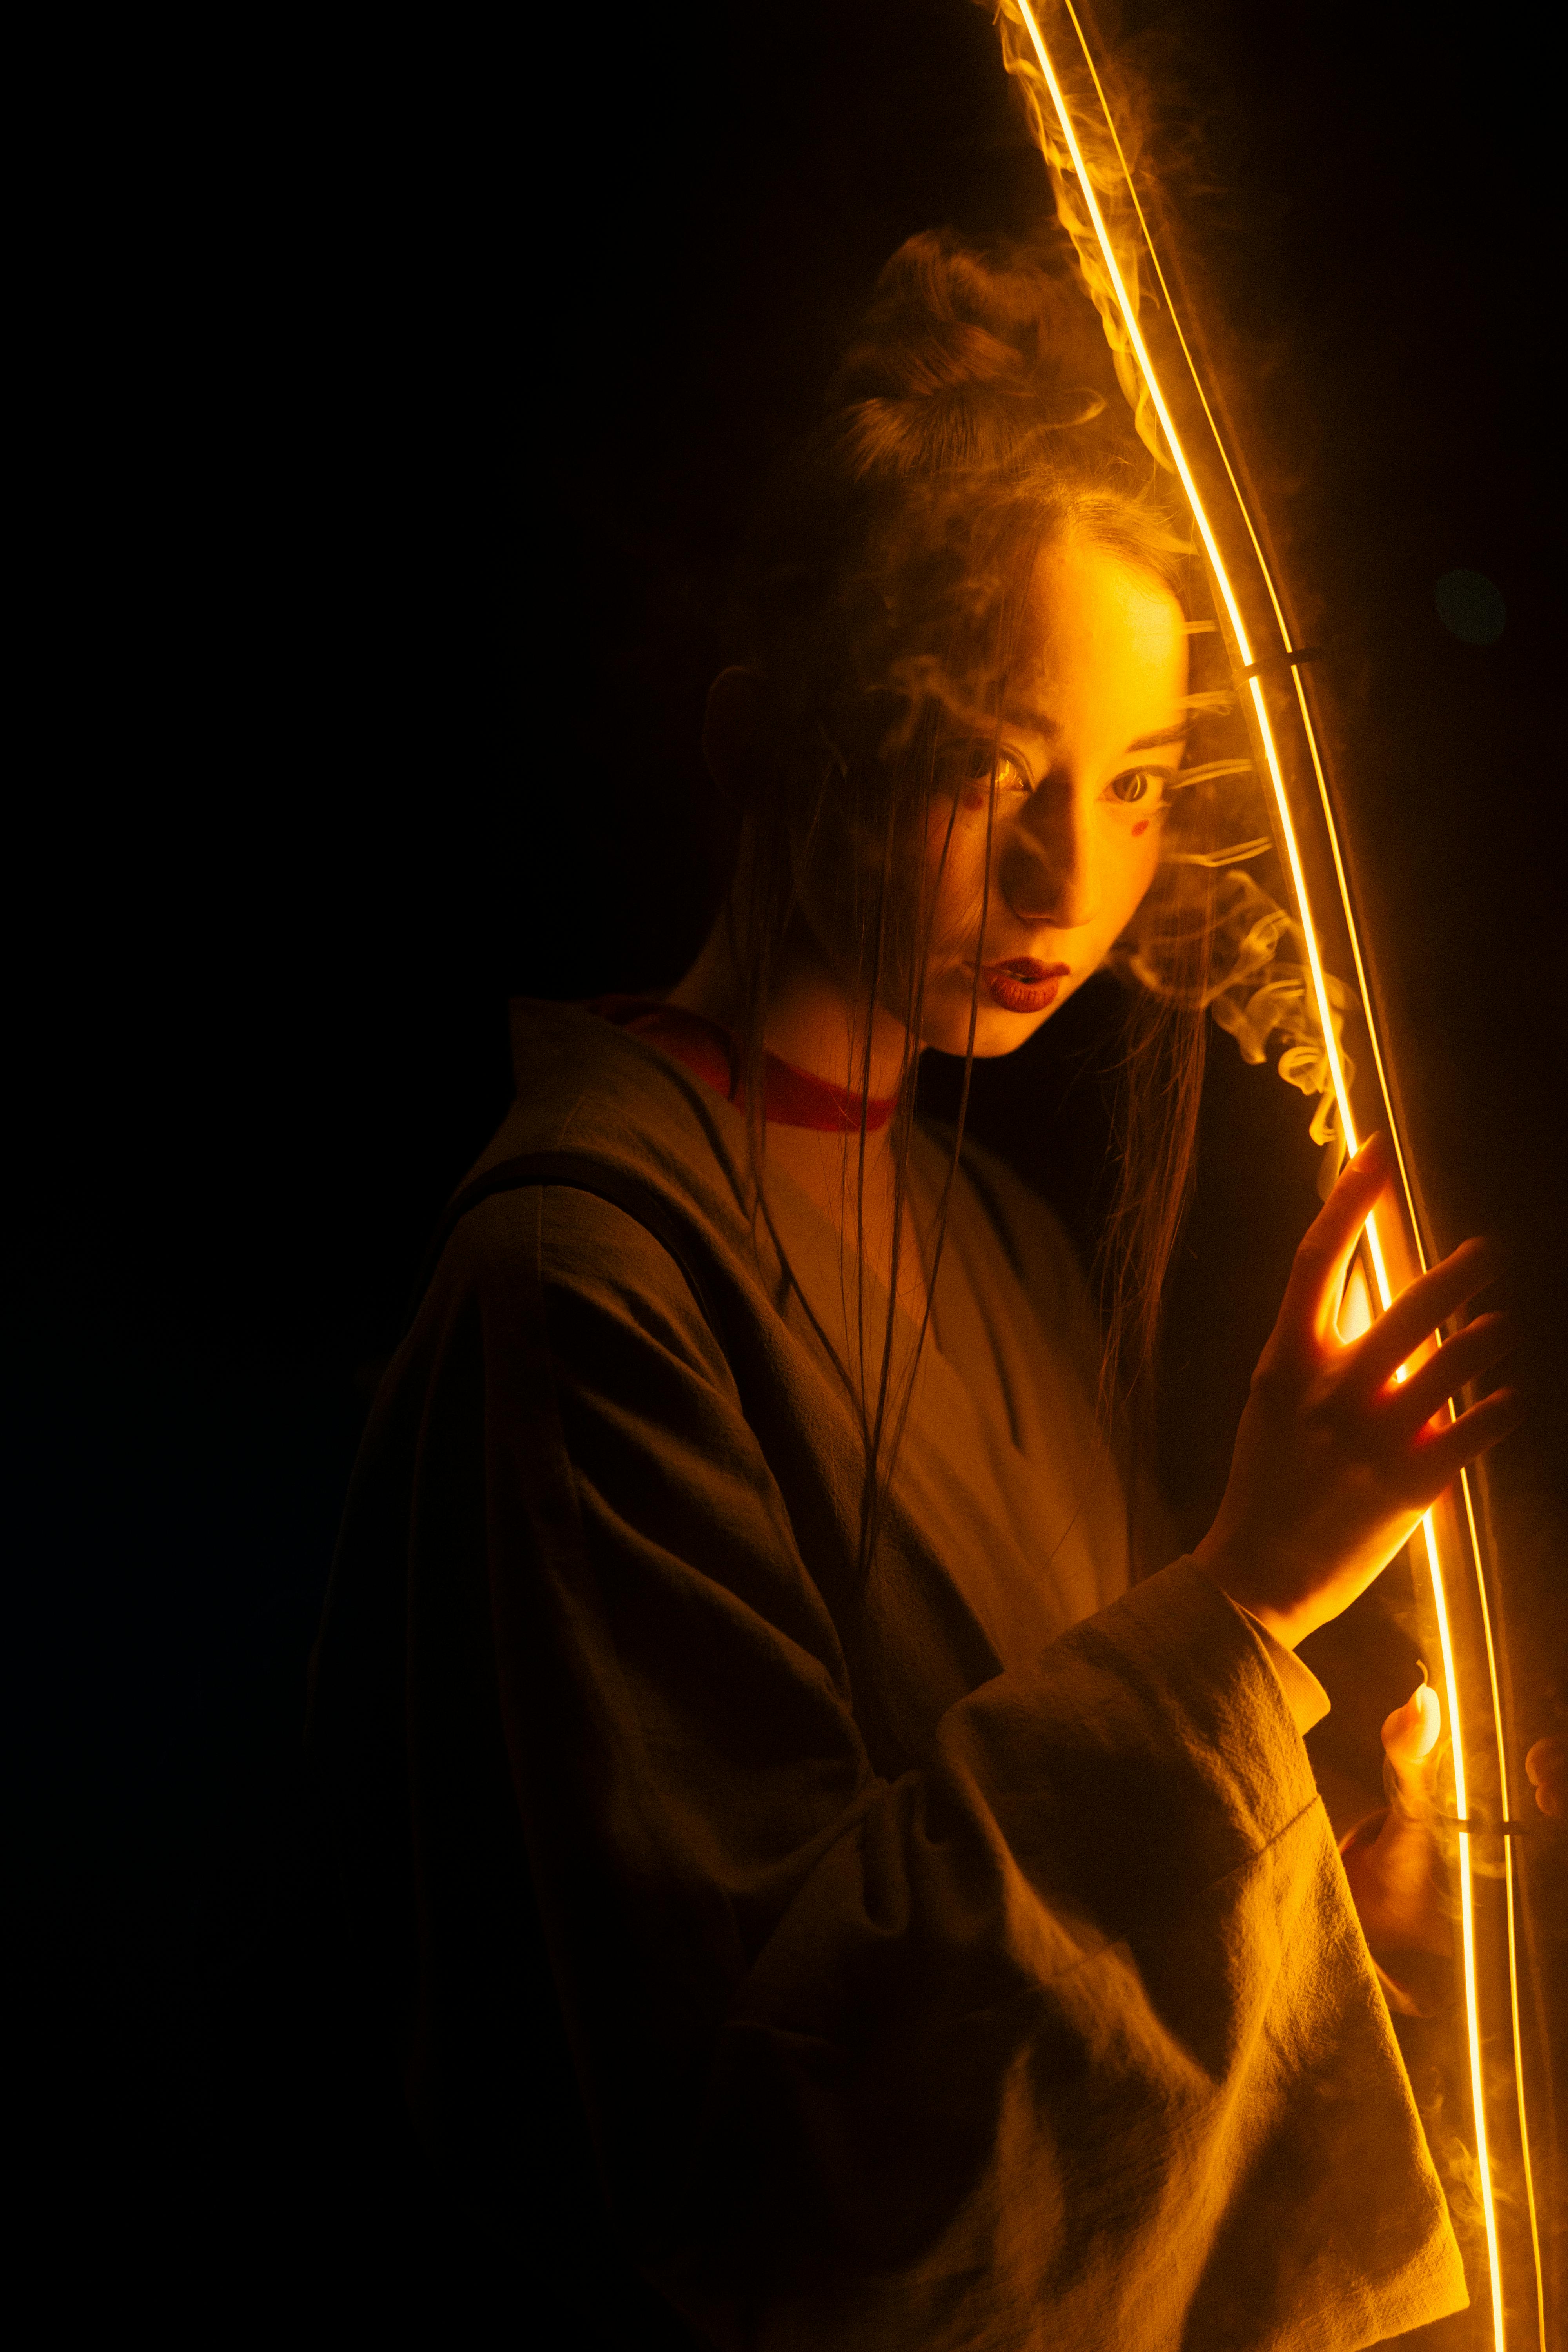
[{"xmin": 308, "ymin": 234, "xmax": 1548, "ymax": 2348}]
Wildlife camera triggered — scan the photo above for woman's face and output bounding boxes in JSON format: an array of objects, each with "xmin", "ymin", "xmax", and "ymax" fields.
[{"xmin": 914, "ymin": 536, "xmax": 1189, "ymax": 1058}]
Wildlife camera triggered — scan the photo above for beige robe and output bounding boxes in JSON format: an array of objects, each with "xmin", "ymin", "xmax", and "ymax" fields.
[{"xmin": 309, "ymin": 997, "xmax": 1466, "ymax": 2350}]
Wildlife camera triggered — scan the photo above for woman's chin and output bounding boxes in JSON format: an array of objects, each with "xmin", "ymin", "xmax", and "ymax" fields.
[{"xmin": 920, "ymin": 1000, "xmax": 1058, "ymax": 1060}]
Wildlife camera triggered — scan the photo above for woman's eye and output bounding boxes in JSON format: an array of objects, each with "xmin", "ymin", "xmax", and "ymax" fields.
[
  {"xmin": 942, "ymin": 744, "xmax": 1031, "ymax": 796},
  {"xmin": 1107, "ymin": 768, "xmax": 1161, "ymax": 807}
]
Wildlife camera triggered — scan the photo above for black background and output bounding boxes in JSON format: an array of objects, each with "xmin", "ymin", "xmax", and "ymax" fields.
[{"xmin": 14, "ymin": 0, "xmax": 1564, "ymax": 2331}]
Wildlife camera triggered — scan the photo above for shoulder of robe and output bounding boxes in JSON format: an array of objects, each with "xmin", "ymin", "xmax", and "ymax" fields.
[
  {"xmin": 406, "ymin": 998, "xmax": 774, "ymax": 1374},
  {"xmin": 495, "ymin": 996, "xmax": 753, "ymax": 1212}
]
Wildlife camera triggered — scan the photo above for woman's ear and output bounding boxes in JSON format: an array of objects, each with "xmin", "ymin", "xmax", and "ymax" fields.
[{"xmin": 702, "ymin": 667, "xmax": 765, "ymax": 803}]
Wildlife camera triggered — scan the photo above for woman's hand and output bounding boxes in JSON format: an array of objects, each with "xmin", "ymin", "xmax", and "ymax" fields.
[
  {"xmin": 1340, "ymin": 1677, "xmax": 1453, "ymax": 2014},
  {"xmin": 1194, "ymin": 1131, "xmax": 1522, "ymax": 1651}
]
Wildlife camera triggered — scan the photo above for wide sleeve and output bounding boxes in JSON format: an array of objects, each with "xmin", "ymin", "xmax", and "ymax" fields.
[{"xmin": 387, "ymin": 1181, "xmax": 1465, "ymax": 2352}]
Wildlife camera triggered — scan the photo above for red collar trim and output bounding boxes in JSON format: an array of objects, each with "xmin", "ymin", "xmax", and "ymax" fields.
[{"xmin": 586, "ymin": 996, "xmax": 900, "ymax": 1133}]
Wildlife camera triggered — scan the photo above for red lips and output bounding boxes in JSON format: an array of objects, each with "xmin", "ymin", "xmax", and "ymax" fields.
[{"xmin": 980, "ymin": 959, "xmax": 1071, "ymax": 1015}]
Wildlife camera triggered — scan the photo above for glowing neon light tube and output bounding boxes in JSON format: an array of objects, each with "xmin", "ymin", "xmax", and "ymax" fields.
[{"xmin": 1009, "ymin": 5, "xmax": 1529, "ymax": 2342}]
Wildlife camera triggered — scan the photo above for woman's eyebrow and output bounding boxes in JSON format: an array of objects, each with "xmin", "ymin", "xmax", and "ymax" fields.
[{"xmin": 1002, "ymin": 713, "xmax": 1189, "ymax": 753}]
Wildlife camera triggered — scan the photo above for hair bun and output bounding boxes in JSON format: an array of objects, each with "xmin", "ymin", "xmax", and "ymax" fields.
[{"xmin": 827, "ymin": 229, "xmax": 1107, "ymax": 476}]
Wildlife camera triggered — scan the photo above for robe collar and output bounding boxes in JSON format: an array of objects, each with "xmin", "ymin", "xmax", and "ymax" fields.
[{"xmin": 586, "ymin": 996, "xmax": 900, "ymax": 1134}]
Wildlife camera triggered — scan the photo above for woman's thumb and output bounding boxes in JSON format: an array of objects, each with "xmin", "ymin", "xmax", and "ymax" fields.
[{"xmin": 1383, "ymin": 1673, "xmax": 1442, "ymax": 1773}]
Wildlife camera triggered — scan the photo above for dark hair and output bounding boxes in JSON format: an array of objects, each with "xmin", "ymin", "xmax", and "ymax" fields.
[{"xmin": 720, "ymin": 229, "xmax": 1227, "ymax": 1581}]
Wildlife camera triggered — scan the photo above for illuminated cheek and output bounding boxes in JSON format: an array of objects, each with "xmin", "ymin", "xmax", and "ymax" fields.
[{"xmin": 1104, "ymin": 824, "xmax": 1162, "ymax": 932}]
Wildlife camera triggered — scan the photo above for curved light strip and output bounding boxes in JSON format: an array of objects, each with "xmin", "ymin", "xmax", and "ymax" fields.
[{"xmin": 1010, "ymin": 5, "xmax": 1534, "ymax": 2344}]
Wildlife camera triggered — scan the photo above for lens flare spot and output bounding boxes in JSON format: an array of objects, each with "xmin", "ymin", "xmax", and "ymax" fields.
[{"xmin": 1435, "ymin": 569, "xmax": 1506, "ymax": 646}]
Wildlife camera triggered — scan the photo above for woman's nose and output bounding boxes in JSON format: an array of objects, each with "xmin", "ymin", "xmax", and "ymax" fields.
[{"xmin": 1000, "ymin": 787, "xmax": 1098, "ymax": 929}]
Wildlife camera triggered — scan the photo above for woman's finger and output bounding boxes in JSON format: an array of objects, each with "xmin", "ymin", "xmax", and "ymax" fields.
[
  {"xmin": 1410, "ymin": 1384, "xmax": 1525, "ymax": 1492},
  {"xmin": 1383, "ymin": 1312, "xmax": 1515, "ymax": 1437},
  {"xmin": 1354, "ymin": 1235, "xmax": 1504, "ymax": 1390},
  {"xmin": 1525, "ymin": 1735, "xmax": 1564, "ymax": 1819},
  {"xmin": 1278, "ymin": 1131, "xmax": 1394, "ymax": 1342}
]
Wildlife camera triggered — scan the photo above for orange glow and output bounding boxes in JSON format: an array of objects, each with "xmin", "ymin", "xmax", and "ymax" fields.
[{"xmin": 1004, "ymin": 4, "xmax": 1541, "ymax": 2344}]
